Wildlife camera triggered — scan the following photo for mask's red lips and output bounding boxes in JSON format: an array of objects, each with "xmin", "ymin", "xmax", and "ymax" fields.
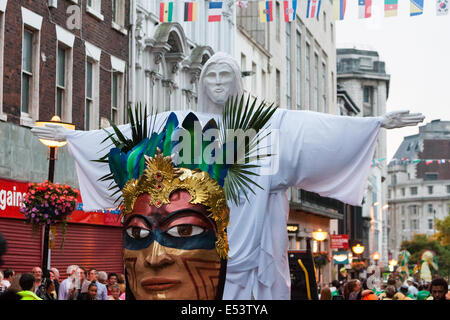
[{"xmin": 141, "ymin": 278, "xmax": 181, "ymax": 291}]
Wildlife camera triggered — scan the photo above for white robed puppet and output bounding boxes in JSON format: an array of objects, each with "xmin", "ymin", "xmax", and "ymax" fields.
[{"xmin": 32, "ymin": 52, "xmax": 424, "ymax": 300}]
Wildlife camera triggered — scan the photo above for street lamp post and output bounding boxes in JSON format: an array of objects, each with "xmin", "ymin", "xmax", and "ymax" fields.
[
  {"xmin": 312, "ymin": 229, "xmax": 328, "ymax": 288},
  {"xmin": 372, "ymin": 251, "xmax": 381, "ymax": 266},
  {"xmin": 34, "ymin": 116, "xmax": 75, "ymax": 276},
  {"xmin": 352, "ymin": 244, "xmax": 365, "ymax": 278}
]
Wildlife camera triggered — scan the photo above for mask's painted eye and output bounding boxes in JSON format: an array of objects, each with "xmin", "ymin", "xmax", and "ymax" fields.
[
  {"xmin": 126, "ymin": 226, "xmax": 151, "ymax": 240},
  {"xmin": 166, "ymin": 224, "xmax": 205, "ymax": 238}
]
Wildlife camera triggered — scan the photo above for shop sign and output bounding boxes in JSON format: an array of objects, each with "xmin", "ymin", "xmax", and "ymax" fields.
[
  {"xmin": 332, "ymin": 251, "xmax": 349, "ymax": 264},
  {"xmin": 330, "ymin": 234, "xmax": 349, "ymax": 249},
  {"xmin": 287, "ymin": 224, "xmax": 299, "ymax": 233}
]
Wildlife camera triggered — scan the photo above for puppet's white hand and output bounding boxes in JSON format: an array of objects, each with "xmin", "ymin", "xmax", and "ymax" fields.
[
  {"xmin": 380, "ymin": 110, "xmax": 425, "ymax": 129},
  {"xmin": 31, "ymin": 123, "xmax": 68, "ymax": 142}
]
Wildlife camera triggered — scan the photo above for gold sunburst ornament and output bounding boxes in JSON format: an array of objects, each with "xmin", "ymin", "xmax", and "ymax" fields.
[{"xmin": 121, "ymin": 148, "xmax": 230, "ymax": 259}]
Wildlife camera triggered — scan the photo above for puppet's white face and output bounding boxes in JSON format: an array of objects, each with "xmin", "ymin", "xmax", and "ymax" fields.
[{"xmin": 203, "ymin": 63, "xmax": 234, "ymax": 106}]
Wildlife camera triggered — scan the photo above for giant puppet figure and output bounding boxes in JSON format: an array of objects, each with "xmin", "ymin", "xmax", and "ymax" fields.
[{"xmin": 32, "ymin": 52, "xmax": 425, "ymax": 300}]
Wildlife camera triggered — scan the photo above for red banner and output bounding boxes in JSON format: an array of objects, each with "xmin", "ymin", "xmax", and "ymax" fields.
[
  {"xmin": 330, "ymin": 234, "xmax": 349, "ymax": 249},
  {"xmin": 0, "ymin": 178, "xmax": 121, "ymax": 227}
]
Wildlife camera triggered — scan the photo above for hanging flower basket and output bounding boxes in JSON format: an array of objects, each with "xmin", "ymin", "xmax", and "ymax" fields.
[
  {"xmin": 313, "ymin": 252, "xmax": 330, "ymax": 268},
  {"xmin": 20, "ymin": 180, "xmax": 78, "ymax": 226}
]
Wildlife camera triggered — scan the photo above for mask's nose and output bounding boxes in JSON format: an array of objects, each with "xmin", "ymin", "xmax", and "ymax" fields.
[{"xmin": 145, "ymin": 241, "xmax": 175, "ymax": 269}]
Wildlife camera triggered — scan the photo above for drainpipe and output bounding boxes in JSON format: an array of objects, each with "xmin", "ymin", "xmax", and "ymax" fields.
[{"xmin": 129, "ymin": 0, "xmax": 136, "ymax": 106}]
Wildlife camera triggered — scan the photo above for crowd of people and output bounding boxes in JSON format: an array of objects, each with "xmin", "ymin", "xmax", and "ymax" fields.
[
  {"xmin": 319, "ymin": 268, "xmax": 450, "ymax": 301},
  {"xmin": 0, "ymin": 266, "xmax": 126, "ymax": 301}
]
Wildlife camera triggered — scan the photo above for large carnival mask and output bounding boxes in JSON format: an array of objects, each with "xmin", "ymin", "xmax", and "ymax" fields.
[{"xmin": 100, "ymin": 98, "xmax": 276, "ymax": 300}]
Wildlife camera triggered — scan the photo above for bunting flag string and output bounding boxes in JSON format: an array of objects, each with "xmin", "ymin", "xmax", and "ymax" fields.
[
  {"xmin": 157, "ymin": 0, "xmax": 450, "ymax": 24},
  {"xmin": 370, "ymin": 157, "xmax": 450, "ymax": 167}
]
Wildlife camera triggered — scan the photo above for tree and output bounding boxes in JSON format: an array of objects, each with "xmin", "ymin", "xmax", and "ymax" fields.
[
  {"xmin": 435, "ymin": 214, "xmax": 450, "ymax": 246},
  {"xmin": 400, "ymin": 234, "xmax": 450, "ymax": 279}
]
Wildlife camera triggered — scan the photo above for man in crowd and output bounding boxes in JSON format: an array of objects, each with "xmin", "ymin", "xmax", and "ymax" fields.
[
  {"xmin": 31, "ymin": 267, "xmax": 42, "ymax": 294},
  {"xmin": 429, "ymin": 278, "xmax": 448, "ymax": 301},
  {"xmin": 107, "ymin": 273, "xmax": 118, "ymax": 296},
  {"xmin": 17, "ymin": 274, "xmax": 41, "ymax": 300},
  {"xmin": 87, "ymin": 268, "xmax": 108, "ymax": 300},
  {"xmin": 58, "ymin": 265, "xmax": 78, "ymax": 300},
  {"xmin": 406, "ymin": 277, "xmax": 418, "ymax": 298},
  {"xmin": 1, "ymin": 269, "xmax": 14, "ymax": 289}
]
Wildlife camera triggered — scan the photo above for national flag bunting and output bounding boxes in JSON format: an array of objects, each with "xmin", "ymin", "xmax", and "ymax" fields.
[
  {"xmin": 358, "ymin": 0, "xmax": 372, "ymax": 19},
  {"xmin": 425, "ymin": 160, "xmax": 433, "ymax": 165},
  {"xmin": 284, "ymin": 1, "xmax": 297, "ymax": 22},
  {"xmin": 237, "ymin": 1, "xmax": 249, "ymax": 8},
  {"xmin": 439, "ymin": 159, "xmax": 446, "ymax": 164},
  {"xmin": 437, "ymin": 0, "xmax": 449, "ymax": 15},
  {"xmin": 208, "ymin": 1, "xmax": 223, "ymax": 22},
  {"xmin": 184, "ymin": 2, "xmax": 198, "ymax": 22},
  {"xmin": 410, "ymin": 0, "xmax": 424, "ymax": 16},
  {"xmin": 333, "ymin": 0, "xmax": 347, "ymax": 20},
  {"xmin": 306, "ymin": 0, "xmax": 322, "ymax": 18},
  {"xmin": 259, "ymin": 1, "xmax": 274, "ymax": 22},
  {"xmin": 384, "ymin": 0, "xmax": 398, "ymax": 17},
  {"xmin": 160, "ymin": 2, "xmax": 174, "ymax": 22}
]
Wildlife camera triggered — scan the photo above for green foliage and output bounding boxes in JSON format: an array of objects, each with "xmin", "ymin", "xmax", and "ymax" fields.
[
  {"xmin": 401, "ymin": 234, "xmax": 450, "ymax": 278},
  {"xmin": 435, "ymin": 214, "xmax": 450, "ymax": 246}
]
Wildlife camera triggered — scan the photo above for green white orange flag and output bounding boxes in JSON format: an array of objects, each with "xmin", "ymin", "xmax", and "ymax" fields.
[
  {"xmin": 384, "ymin": 0, "xmax": 398, "ymax": 17},
  {"xmin": 160, "ymin": 2, "xmax": 174, "ymax": 22}
]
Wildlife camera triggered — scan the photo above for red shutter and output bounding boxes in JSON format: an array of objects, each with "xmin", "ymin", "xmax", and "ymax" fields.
[
  {"xmin": 0, "ymin": 218, "xmax": 42, "ymax": 274},
  {"xmin": 50, "ymin": 223, "xmax": 124, "ymax": 279}
]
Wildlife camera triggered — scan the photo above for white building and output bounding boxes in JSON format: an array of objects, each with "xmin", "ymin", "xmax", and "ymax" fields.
[
  {"xmin": 336, "ymin": 48, "xmax": 390, "ymax": 266},
  {"xmin": 388, "ymin": 120, "xmax": 450, "ymax": 259},
  {"xmin": 235, "ymin": 0, "xmax": 339, "ymax": 286},
  {"xmin": 128, "ymin": 0, "xmax": 236, "ymax": 112}
]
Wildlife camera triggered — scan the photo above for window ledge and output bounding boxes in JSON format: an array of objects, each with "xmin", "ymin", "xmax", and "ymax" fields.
[
  {"xmin": 86, "ymin": 6, "xmax": 104, "ymax": 22},
  {"xmin": 20, "ymin": 114, "xmax": 34, "ymax": 128},
  {"xmin": 112, "ymin": 22, "xmax": 128, "ymax": 36},
  {"xmin": 0, "ymin": 113, "xmax": 6, "ymax": 122}
]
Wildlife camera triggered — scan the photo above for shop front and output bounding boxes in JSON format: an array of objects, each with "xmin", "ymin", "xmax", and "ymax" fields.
[{"xmin": 0, "ymin": 178, "xmax": 124, "ymax": 277}]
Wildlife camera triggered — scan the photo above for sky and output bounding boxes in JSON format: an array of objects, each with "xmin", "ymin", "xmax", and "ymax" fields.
[{"xmin": 336, "ymin": 0, "xmax": 450, "ymax": 160}]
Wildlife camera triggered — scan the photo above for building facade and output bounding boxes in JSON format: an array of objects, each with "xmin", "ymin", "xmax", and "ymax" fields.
[
  {"xmin": 0, "ymin": 0, "xmax": 129, "ymax": 276},
  {"xmin": 388, "ymin": 120, "xmax": 450, "ymax": 259},
  {"xmin": 236, "ymin": 0, "xmax": 340, "ymax": 286},
  {"xmin": 129, "ymin": 0, "xmax": 236, "ymax": 111},
  {"xmin": 336, "ymin": 48, "xmax": 390, "ymax": 266}
]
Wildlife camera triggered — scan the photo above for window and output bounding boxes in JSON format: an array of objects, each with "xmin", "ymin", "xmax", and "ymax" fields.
[
  {"xmin": 428, "ymin": 219, "xmax": 434, "ymax": 230},
  {"xmin": 21, "ymin": 29, "xmax": 33, "ymax": 116},
  {"xmin": 276, "ymin": 69, "xmax": 281, "ymax": 107},
  {"xmin": 392, "ymin": 175, "xmax": 397, "ymax": 185},
  {"xmin": 87, "ymin": 0, "xmax": 104, "ymax": 20},
  {"xmin": 112, "ymin": 0, "xmax": 125, "ymax": 27},
  {"xmin": 360, "ymin": 58, "xmax": 372, "ymax": 69},
  {"xmin": 323, "ymin": 12, "xmax": 326, "ymax": 31},
  {"xmin": 111, "ymin": 73, "xmax": 119, "ymax": 123},
  {"xmin": 410, "ymin": 205, "xmax": 418, "ymax": 215},
  {"xmin": 401, "ymin": 206, "xmax": 405, "ymax": 216},
  {"xmin": 20, "ymin": 8, "xmax": 43, "ymax": 127},
  {"xmin": 447, "ymin": 185, "xmax": 450, "ymax": 194},
  {"xmin": 428, "ymin": 186, "xmax": 434, "ymax": 195},
  {"xmin": 85, "ymin": 60, "xmax": 93, "ymax": 130},
  {"xmin": 330, "ymin": 23, "xmax": 334, "ymax": 43},
  {"xmin": 363, "ymin": 86, "xmax": 373, "ymax": 116},
  {"xmin": 56, "ymin": 46, "xmax": 66, "ymax": 118},
  {"xmin": 428, "ymin": 204, "xmax": 433, "ymax": 214},
  {"xmin": 425, "ymin": 173, "xmax": 438, "ymax": 181},
  {"xmin": 286, "ymin": 24, "xmax": 292, "ymax": 108},
  {"xmin": 411, "ymin": 219, "xmax": 418, "ymax": 231},
  {"xmin": 296, "ymin": 31, "xmax": 302, "ymax": 110},
  {"xmin": 314, "ymin": 53, "xmax": 318, "ymax": 112},
  {"xmin": 305, "ymin": 43, "xmax": 311, "ymax": 110},
  {"xmin": 297, "ymin": 189, "xmax": 302, "ymax": 201},
  {"xmin": 261, "ymin": 69, "xmax": 267, "ymax": 100},
  {"xmin": 321, "ymin": 62, "xmax": 326, "ymax": 113},
  {"xmin": 410, "ymin": 187, "xmax": 418, "ymax": 195},
  {"xmin": 401, "ymin": 188, "xmax": 405, "ymax": 196},
  {"xmin": 276, "ymin": 1, "xmax": 280, "ymax": 41},
  {"xmin": 363, "ymin": 86, "xmax": 372, "ymax": 103},
  {"xmin": 388, "ymin": 189, "xmax": 392, "ymax": 199},
  {"xmin": 251, "ymin": 62, "xmax": 257, "ymax": 95}
]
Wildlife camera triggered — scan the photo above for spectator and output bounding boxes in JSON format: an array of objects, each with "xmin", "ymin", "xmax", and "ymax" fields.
[
  {"xmin": 108, "ymin": 284, "xmax": 123, "ymax": 300},
  {"xmin": 406, "ymin": 277, "xmax": 418, "ymax": 297},
  {"xmin": 319, "ymin": 286, "xmax": 332, "ymax": 300},
  {"xmin": 117, "ymin": 273, "xmax": 126, "ymax": 294},
  {"xmin": 87, "ymin": 268, "xmax": 108, "ymax": 300},
  {"xmin": 347, "ymin": 279, "xmax": 361, "ymax": 300},
  {"xmin": 360, "ymin": 279, "xmax": 377, "ymax": 300},
  {"xmin": 31, "ymin": 267, "xmax": 42, "ymax": 294},
  {"xmin": 58, "ymin": 265, "xmax": 79, "ymax": 300},
  {"xmin": 429, "ymin": 278, "xmax": 448, "ymax": 301},
  {"xmin": 380, "ymin": 285, "xmax": 397, "ymax": 300},
  {"xmin": 330, "ymin": 280, "xmax": 341, "ymax": 298},
  {"xmin": 17, "ymin": 273, "xmax": 42, "ymax": 300},
  {"xmin": 50, "ymin": 267, "xmax": 60, "ymax": 282},
  {"xmin": 107, "ymin": 272, "xmax": 118, "ymax": 295},
  {"xmin": 38, "ymin": 278, "xmax": 56, "ymax": 300},
  {"xmin": 97, "ymin": 271, "xmax": 107, "ymax": 285},
  {"xmin": 0, "ymin": 271, "xmax": 5, "ymax": 293},
  {"xmin": 79, "ymin": 282, "xmax": 98, "ymax": 301},
  {"xmin": 1, "ymin": 269, "xmax": 14, "ymax": 289},
  {"xmin": 399, "ymin": 284, "xmax": 414, "ymax": 300},
  {"xmin": 417, "ymin": 283, "xmax": 432, "ymax": 300}
]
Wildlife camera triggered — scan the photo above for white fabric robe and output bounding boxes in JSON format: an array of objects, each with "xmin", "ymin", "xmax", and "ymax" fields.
[{"xmin": 65, "ymin": 109, "xmax": 382, "ymax": 300}]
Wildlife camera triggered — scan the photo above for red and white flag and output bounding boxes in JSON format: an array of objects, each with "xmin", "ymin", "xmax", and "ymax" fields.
[{"xmin": 358, "ymin": 0, "xmax": 372, "ymax": 19}]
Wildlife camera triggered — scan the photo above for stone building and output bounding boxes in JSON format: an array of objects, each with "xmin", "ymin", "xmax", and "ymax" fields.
[
  {"xmin": 236, "ymin": 0, "xmax": 341, "ymax": 286},
  {"xmin": 336, "ymin": 48, "xmax": 390, "ymax": 266},
  {"xmin": 387, "ymin": 120, "xmax": 450, "ymax": 259}
]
